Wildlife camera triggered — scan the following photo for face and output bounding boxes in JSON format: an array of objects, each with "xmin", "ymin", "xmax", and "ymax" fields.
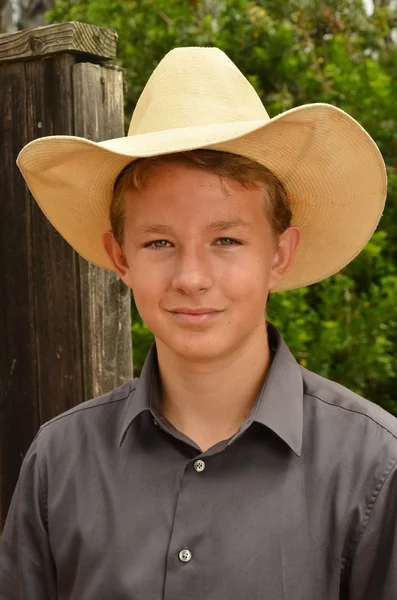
[{"xmin": 103, "ymin": 163, "xmax": 300, "ymax": 362}]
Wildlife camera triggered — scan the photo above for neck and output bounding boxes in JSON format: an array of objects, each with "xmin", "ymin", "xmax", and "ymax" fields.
[{"xmin": 155, "ymin": 322, "xmax": 271, "ymax": 451}]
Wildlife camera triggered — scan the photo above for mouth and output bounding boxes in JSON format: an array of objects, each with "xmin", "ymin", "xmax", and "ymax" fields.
[{"xmin": 167, "ymin": 308, "xmax": 223, "ymax": 325}]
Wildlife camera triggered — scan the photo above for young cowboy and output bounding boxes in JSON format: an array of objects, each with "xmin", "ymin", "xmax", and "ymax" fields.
[{"xmin": 1, "ymin": 47, "xmax": 395, "ymax": 599}]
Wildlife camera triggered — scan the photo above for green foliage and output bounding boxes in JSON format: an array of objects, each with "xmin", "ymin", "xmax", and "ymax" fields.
[
  {"xmin": 48, "ymin": 0, "xmax": 397, "ymax": 413},
  {"xmin": 268, "ymin": 234, "xmax": 397, "ymax": 415},
  {"xmin": 130, "ymin": 294, "xmax": 154, "ymax": 375}
]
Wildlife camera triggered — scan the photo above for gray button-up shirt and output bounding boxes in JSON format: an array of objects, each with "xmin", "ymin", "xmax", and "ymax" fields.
[{"xmin": 1, "ymin": 324, "xmax": 397, "ymax": 599}]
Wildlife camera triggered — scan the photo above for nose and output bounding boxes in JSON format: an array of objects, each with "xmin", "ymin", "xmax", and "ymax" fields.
[{"xmin": 171, "ymin": 244, "xmax": 214, "ymax": 295}]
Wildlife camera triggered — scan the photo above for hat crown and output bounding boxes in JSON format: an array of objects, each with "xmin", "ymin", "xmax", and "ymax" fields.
[{"xmin": 128, "ymin": 47, "xmax": 269, "ymax": 136}]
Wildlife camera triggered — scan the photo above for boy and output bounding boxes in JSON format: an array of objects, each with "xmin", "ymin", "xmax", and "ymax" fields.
[{"xmin": 0, "ymin": 47, "xmax": 395, "ymax": 599}]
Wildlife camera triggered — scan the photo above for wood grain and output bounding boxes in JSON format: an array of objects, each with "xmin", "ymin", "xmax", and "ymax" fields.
[
  {"xmin": 25, "ymin": 54, "xmax": 86, "ymax": 423},
  {"xmin": 0, "ymin": 24, "xmax": 132, "ymax": 530},
  {"xmin": 0, "ymin": 60, "xmax": 40, "ymax": 528},
  {"xmin": 73, "ymin": 61, "xmax": 133, "ymax": 399},
  {"xmin": 0, "ymin": 21, "xmax": 117, "ymax": 64}
]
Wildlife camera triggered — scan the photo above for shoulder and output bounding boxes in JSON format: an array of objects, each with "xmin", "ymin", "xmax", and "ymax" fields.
[
  {"xmin": 299, "ymin": 368, "xmax": 397, "ymax": 570},
  {"xmin": 300, "ymin": 366, "xmax": 397, "ymax": 489},
  {"xmin": 41, "ymin": 378, "xmax": 138, "ymax": 426},
  {"xmin": 35, "ymin": 378, "xmax": 139, "ymax": 457},
  {"xmin": 301, "ymin": 366, "xmax": 397, "ymax": 441}
]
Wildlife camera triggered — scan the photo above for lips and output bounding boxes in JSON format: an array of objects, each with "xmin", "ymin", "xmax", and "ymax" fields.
[
  {"xmin": 167, "ymin": 308, "xmax": 223, "ymax": 325},
  {"xmin": 169, "ymin": 308, "xmax": 221, "ymax": 315}
]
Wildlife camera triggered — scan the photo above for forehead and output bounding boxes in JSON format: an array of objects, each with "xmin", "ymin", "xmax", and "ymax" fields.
[{"xmin": 123, "ymin": 162, "xmax": 267, "ymax": 221}]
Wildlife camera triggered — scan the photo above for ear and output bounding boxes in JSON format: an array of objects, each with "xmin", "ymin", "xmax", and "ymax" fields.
[
  {"xmin": 269, "ymin": 226, "xmax": 301, "ymax": 291},
  {"xmin": 102, "ymin": 230, "xmax": 133, "ymax": 288}
]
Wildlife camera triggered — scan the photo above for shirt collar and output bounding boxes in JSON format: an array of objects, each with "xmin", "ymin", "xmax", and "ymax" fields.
[
  {"xmin": 119, "ymin": 343, "xmax": 160, "ymax": 446},
  {"xmin": 119, "ymin": 323, "xmax": 303, "ymax": 456},
  {"xmin": 249, "ymin": 323, "xmax": 303, "ymax": 456}
]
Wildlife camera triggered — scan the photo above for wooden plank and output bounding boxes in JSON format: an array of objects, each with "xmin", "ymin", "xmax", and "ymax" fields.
[
  {"xmin": 0, "ymin": 61, "xmax": 40, "ymax": 529},
  {"xmin": 78, "ymin": 264, "xmax": 134, "ymax": 398},
  {"xmin": 0, "ymin": 21, "xmax": 117, "ymax": 64},
  {"xmin": 0, "ymin": 23, "xmax": 133, "ymax": 529},
  {"xmin": 72, "ymin": 62, "xmax": 124, "ymax": 141},
  {"xmin": 73, "ymin": 61, "xmax": 133, "ymax": 398},
  {"xmin": 25, "ymin": 54, "xmax": 86, "ymax": 422}
]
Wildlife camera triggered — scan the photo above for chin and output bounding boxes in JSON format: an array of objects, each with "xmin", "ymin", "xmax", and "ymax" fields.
[{"xmin": 160, "ymin": 331, "xmax": 240, "ymax": 362}]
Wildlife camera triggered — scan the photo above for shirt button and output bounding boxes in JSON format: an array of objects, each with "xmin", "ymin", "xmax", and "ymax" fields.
[
  {"xmin": 194, "ymin": 459, "xmax": 205, "ymax": 472},
  {"xmin": 179, "ymin": 549, "xmax": 192, "ymax": 563}
]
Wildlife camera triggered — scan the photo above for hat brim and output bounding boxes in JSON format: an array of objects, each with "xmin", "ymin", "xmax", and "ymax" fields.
[{"xmin": 17, "ymin": 103, "xmax": 387, "ymax": 291}]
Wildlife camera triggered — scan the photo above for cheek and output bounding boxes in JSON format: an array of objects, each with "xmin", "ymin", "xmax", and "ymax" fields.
[
  {"xmin": 228, "ymin": 259, "xmax": 273, "ymax": 320},
  {"xmin": 220, "ymin": 252, "xmax": 272, "ymax": 296},
  {"xmin": 132, "ymin": 282, "xmax": 163, "ymax": 331},
  {"xmin": 129, "ymin": 260, "xmax": 166, "ymax": 308}
]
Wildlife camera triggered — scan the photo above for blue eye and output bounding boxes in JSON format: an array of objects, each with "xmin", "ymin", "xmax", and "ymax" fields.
[{"xmin": 215, "ymin": 237, "xmax": 242, "ymax": 246}]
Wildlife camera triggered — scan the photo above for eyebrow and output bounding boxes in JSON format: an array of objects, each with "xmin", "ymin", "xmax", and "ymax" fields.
[
  {"xmin": 202, "ymin": 218, "xmax": 252, "ymax": 233},
  {"xmin": 133, "ymin": 218, "xmax": 252, "ymax": 236},
  {"xmin": 133, "ymin": 224, "xmax": 174, "ymax": 236}
]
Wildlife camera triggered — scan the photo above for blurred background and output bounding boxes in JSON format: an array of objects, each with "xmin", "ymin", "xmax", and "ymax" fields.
[{"xmin": 2, "ymin": 0, "xmax": 397, "ymax": 414}]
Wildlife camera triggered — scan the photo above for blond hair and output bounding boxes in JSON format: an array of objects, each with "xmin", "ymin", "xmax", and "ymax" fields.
[{"xmin": 110, "ymin": 150, "xmax": 292, "ymax": 248}]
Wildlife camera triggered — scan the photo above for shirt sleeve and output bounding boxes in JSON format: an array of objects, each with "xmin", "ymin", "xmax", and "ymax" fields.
[
  {"xmin": 0, "ymin": 431, "xmax": 57, "ymax": 599},
  {"xmin": 347, "ymin": 456, "xmax": 397, "ymax": 599}
]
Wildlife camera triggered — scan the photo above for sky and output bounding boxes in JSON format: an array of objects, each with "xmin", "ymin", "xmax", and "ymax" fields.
[{"xmin": 362, "ymin": 0, "xmax": 374, "ymax": 15}]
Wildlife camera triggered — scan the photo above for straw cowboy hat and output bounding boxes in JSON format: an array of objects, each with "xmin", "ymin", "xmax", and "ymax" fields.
[{"xmin": 17, "ymin": 46, "xmax": 387, "ymax": 291}]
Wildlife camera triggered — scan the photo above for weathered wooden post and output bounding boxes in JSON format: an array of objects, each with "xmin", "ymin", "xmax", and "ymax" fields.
[{"xmin": 0, "ymin": 22, "xmax": 133, "ymax": 529}]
